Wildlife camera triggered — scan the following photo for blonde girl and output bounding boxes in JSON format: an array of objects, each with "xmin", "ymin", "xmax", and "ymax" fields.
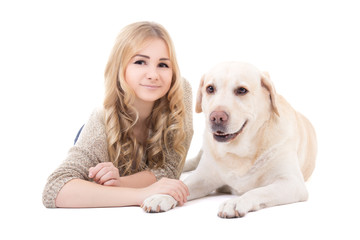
[{"xmin": 42, "ymin": 22, "xmax": 193, "ymax": 208}]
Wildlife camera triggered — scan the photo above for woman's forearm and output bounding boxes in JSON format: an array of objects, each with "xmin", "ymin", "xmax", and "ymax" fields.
[
  {"xmin": 55, "ymin": 179, "xmax": 148, "ymax": 208},
  {"xmin": 119, "ymin": 171, "xmax": 157, "ymax": 188}
]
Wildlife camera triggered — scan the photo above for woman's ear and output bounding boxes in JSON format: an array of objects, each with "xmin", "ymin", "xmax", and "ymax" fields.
[
  {"xmin": 195, "ymin": 75, "xmax": 205, "ymax": 113},
  {"xmin": 261, "ymin": 71, "xmax": 280, "ymax": 117}
]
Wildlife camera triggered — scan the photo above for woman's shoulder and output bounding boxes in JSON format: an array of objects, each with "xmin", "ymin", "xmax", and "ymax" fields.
[
  {"xmin": 75, "ymin": 106, "xmax": 107, "ymax": 147},
  {"xmin": 88, "ymin": 106, "xmax": 105, "ymax": 123},
  {"xmin": 181, "ymin": 77, "xmax": 192, "ymax": 94},
  {"xmin": 181, "ymin": 78, "xmax": 193, "ymax": 113},
  {"xmin": 79, "ymin": 106, "xmax": 106, "ymax": 137}
]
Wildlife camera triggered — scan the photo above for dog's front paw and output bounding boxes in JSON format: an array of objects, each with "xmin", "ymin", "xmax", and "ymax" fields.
[
  {"xmin": 218, "ymin": 197, "xmax": 255, "ymax": 218},
  {"xmin": 141, "ymin": 194, "xmax": 178, "ymax": 213}
]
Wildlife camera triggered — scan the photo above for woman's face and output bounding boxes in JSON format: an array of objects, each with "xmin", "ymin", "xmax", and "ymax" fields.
[{"xmin": 125, "ymin": 38, "xmax": 172, "ymax": 105}]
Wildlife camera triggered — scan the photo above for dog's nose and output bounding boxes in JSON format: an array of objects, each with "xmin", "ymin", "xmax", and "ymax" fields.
[{"xmin": 210, "ymin": 111, "xmax": 228, "ymax": 124}]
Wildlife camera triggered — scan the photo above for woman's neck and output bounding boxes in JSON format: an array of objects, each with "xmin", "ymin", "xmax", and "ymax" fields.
[
  {"xmin": 133, "ymin": 99, "xmax": 154, "ymax": 123},
  {"xmin": 132, "ymin": 99, "xmax": 154, "ymax": 143}
]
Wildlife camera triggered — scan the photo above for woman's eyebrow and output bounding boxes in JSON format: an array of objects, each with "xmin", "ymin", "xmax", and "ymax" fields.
[
  {"xmin": 133, "ymin": 54, "xmax": 170, "ymax": 61},
  {"xmin": 159, "ymin": 58, "xmax": 170, "ymax": 61},
  {"xmin": 134, "ymin": 54, "xmax": 150, "ymax": 59}
]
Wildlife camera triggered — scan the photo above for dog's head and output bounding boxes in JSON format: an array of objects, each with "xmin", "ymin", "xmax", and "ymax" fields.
[{"xmin": 196, "ymin": 62, "xmax": 279, "ymax": 143}]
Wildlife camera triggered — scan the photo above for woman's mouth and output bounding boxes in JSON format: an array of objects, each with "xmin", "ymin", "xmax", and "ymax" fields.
[{"xmin": 140, "ymin": 84, "xmax": 161, "ymax": 89}]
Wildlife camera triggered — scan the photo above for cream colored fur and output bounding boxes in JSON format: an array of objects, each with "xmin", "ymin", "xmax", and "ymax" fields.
[{"xmin": 142, "ymin": 62, "xmax": 317, "ymax": 218}]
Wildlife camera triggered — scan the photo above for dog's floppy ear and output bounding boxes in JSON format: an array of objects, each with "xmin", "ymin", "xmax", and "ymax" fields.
[
  {"xmin": 261, "ymin": 72, "xmax": 280, "ymax": 117},
  {"xmin": 195, "ymin": 75, "xmax": 205, "ymax": 113}
]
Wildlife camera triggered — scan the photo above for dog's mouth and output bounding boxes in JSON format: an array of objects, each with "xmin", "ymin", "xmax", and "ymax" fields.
[{"xmin": 213, "ymin": 120, "xmax": 248, "ymax": 143}]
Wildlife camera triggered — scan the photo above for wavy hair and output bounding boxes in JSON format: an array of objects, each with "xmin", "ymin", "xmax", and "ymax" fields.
[{"xmin": 103, "ymin": 22, "xmax": 186, "ymax": 176}]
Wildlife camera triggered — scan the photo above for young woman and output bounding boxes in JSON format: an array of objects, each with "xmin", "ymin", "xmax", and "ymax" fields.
[{"xmin": 42, "ymin": 22, "xmax": 193, "ymax": 208}]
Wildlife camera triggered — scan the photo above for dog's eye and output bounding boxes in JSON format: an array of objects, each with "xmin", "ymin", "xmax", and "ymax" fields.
[
  {"xmin": 235, "ymin": 87, "xmax": 248, "ymax": 96},
  {"xmin": 206, "ymin": 85, "xmax": 215, "ymax": 94}
]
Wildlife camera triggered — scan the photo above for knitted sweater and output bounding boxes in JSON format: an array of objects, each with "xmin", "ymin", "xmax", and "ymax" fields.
[{"xmin": 42, "ymin": 79, "xmax": 193, "ymax": 208}]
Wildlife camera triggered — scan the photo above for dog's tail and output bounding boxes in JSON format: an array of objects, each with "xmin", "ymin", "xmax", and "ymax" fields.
[{"xmin": 183, "ymin": 149, "xmax": 203, "ymax": 172}]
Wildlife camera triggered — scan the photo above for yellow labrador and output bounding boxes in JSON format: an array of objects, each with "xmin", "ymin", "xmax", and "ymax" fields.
[{"xmin": 142, "ymin": 62, "xmax": 317, "ymax": 218}]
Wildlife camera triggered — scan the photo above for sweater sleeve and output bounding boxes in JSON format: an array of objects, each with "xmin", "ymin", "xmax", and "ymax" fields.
[
  {"xmin": 42, "ymin": 108, "xmax": 109, "ymax": 208},
  {"xmin": 150, "ymin": 78, "xmax": 194, "ymax": 180}
]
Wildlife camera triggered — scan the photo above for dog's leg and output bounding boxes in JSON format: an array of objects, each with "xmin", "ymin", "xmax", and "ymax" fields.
[
  {"xmin": 183, "ymin": 149, "xmax": 203, "ymax": 172},
  {"xmin": 218, "ymin": 175, "xmax": 308, "ymax": 218},
  {"xmin": 184, "ymin": 170, "xmax": 223, "ymax": 201},
  {"xmin": 142, "ymin": 151, "xmax": 222, "ymax": 213},
  {"xmin": 142, "ymin": 167, "xmax": 222, "ymax": 213}
]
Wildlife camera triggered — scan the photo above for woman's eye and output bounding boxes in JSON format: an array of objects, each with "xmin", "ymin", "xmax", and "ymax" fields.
[
  {"xmin": 206, "ymin": 85, "xmax": 215, "ymax": 94},
  {"xmin": 235, "ymin": 87, "xmax": 248, "ymax": 95},
  {"xmin": 134, "ymin": 60, "xmax": 146, "ymax": 65},
  {"xmin": 158, "ymin": 63, "xmax": 169, "ymax": 68}
]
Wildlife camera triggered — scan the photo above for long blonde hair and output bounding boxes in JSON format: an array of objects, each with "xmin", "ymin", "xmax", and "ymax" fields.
[{"xmin": 103, "ymin": 22, "xmax": 186, "ymax": 176}]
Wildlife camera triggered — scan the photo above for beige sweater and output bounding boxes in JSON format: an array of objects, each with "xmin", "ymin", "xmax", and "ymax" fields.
[{"xmin": 42, "ymin": 79, "xmax": 193, "ymax": 208}]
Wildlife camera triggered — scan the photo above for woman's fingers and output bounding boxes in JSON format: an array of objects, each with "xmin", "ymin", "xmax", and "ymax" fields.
[
  {"xmin": 156, "ymin": 178, "xmax": 189, "ymax": 205},
  {"xmin": 88, "ymin": 162, "xmax": 119, "ymax": 185},
  {"xmin": 178, "ymin": 181, "xmax": 189, "ymax": 204},
  {"xmin": 103, "ymin": 179, "xmax": 117, "ymax": 186},
  {"xmin": 97, "ymin": 170, "xmax": 112, "ymax": 184},
  {"xmin": 89, "ymin": 162, "xmax": 110, "ymax": 178},
  {"xmin": 93, "ymin": 166, "xmax": 112, "ymax": 183},
  {"xmin": 168, "ymin": 182, "xmax": 185, "ymax": 205}
]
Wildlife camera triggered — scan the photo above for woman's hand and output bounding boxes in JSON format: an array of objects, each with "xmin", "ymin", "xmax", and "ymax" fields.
[
  {"xmin": 143, "ymin": 178, "xmax": 189, "ymax": 206},
  {"xmin": 88, "ymin": 164, "xmax": 189, "ymax": 205},
  {"xmin": 88, "ymin": 162, "xmax": 121, "ymax": 187}
]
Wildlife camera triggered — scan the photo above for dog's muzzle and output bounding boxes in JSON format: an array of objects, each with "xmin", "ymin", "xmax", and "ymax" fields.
[{"xmin": 212, "ymin": 120, "xmax": 248, "ymax": 143}]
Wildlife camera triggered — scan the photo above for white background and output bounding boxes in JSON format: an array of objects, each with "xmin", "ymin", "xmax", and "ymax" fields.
[{"xmin": 1, "ymin": 0, "xmax": 359, "ymax": 239}]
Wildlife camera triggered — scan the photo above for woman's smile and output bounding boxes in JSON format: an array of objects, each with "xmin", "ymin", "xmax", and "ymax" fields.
[{"xmin": 140, "ymin": 83, "xmax": 161, "ymax": 89}]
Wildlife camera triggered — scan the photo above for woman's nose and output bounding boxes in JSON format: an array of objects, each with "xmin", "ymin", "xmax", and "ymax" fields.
[{"xmin": 146, "ymin": 65, "xmax": 159, "ymax": 80}]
